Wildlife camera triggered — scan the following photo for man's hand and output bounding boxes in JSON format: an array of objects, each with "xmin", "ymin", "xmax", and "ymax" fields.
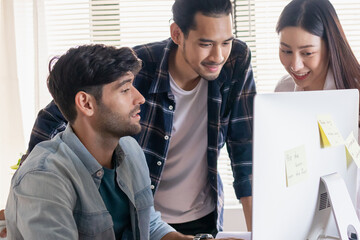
[{"xmin": 0, "ymin": 209, "xmax": 6, "ymax": 238}]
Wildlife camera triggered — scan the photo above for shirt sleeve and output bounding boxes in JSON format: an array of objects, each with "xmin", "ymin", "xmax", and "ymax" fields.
[
  {"xmin": 21, "ymin": 101, "xmax": 68, "ymax": 164},
  {"xmin": 226, "ymin": 46, "xmax": 256, "ymax": 199},
  {"xmin": 6, "ymin": 171, "xmax": 78, "ymax": 240},
  {"xmin": 149, "ymin": 206, "xmax": 175, "ymax": 240}
]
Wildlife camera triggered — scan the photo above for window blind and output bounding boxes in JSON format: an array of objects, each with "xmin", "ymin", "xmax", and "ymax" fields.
[
  {"xmin": 45, "ymin": 0, "xmax": 173, "ymax": 53},
  {"xmin": 332, "ymin": 1, "xmax": 360, "ymax": 56}
]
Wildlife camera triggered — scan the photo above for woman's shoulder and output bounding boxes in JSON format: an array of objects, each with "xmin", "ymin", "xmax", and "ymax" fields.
[{"xmin": 274, "ymin": 74, "xmax": 295, "ymax": 92}]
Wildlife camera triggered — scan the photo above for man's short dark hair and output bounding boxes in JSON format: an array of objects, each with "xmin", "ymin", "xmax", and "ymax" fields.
[
  {"xmin": 47, "ymin": 44, "xmax": 142, "ymax": 124},
  {"xmin": 172, "ymin": 0, "xmax": 233, "ymax": 37}
]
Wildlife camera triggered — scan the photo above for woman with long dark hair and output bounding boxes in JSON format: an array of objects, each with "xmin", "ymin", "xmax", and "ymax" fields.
[
  {"xmin": 275, "ymin": 0, "xmax": 360, "ymax": 218},
  {"xmin": 275, "ymin": 0, "xmax": 360, "ymax": 92}
]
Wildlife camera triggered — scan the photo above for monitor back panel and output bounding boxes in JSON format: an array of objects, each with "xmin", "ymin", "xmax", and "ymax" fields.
[{"xmin": 252, "ymin": 90, "xmax": 359, "ymax": 239}]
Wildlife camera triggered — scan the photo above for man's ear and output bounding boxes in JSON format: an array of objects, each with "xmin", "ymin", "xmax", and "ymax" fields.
[
  {"xmin": 74, "ymin": 91, "xmax": 96, "ymax": 117},
  {"xmin": 170, "ymin": 22, "xmax": 184, "ymax": 45}
]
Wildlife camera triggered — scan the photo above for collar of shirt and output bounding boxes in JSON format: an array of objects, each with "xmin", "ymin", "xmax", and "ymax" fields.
[
  {"xmin": 61, "ymin": 125, "xmax": 125, "ymax": 177},
  {"xmin": 61, "ymin": 125, "xmax": 103, "ymax": 184}
]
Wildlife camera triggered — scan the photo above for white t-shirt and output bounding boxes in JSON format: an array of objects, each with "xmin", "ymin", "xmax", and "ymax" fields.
[{"xmin": 153, "ymin": 74, "xmax": 215, "ymax": 223}]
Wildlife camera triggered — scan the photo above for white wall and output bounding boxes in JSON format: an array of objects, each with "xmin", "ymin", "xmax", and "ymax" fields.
[
  {"xmin": 0, "ymin": 168, "xmax": 13, "ymax": 210},
  {"xmin": 0, "ymin": 0, "xmax": 25, "ymax": 212},
  {"xmin": 223, "ymin": 206, "xmax": 248, "ymax": 231}
]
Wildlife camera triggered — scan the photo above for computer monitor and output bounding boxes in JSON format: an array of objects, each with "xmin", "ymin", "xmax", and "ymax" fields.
[{"xmin": 252, "ymin": 89, "xmax": 359, "ymax": 240}]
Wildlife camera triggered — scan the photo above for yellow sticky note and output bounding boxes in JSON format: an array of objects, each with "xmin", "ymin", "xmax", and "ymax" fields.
[
  {"xmin": 317, "ymin": 115, "xmax": 344, "ymax": 148},
  {"xmin": 344, "ymin": 132, "xmax": 360, "ymax": 168},
  {"xmin": 285, "ymin": 145, "xmax": 308, "ymax": 187}
]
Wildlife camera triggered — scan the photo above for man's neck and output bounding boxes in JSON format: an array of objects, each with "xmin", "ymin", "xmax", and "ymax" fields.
[
  {"xmin": 86, "ymin": 138, "xmax": 116, "ymax": 169},
  {"xmin": 71, "ymin": 123, "xmax": 118, "ymax": 169},
  {"xmin": 168, "ymin": 47, "xmax": 201, "ymax": 91}
]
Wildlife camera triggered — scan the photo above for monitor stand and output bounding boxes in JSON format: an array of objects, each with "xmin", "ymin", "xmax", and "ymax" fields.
[{"xmin": 308, "ymin": 172, "xmax": 360, "ymax": 240}]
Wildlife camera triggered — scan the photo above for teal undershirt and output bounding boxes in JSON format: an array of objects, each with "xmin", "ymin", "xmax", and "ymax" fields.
[{"xmin": 99, "ymin": 166, "xmax": 130, "ymax": 239}]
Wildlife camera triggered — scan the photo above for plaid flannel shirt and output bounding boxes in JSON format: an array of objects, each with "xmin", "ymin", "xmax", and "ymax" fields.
[{"xmin": 24, "ymin": 38, "xmax": 256, "ymax": 230}]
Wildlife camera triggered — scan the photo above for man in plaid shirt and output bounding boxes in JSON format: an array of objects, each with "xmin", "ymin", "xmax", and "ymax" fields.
[{"xmin": 13, "ymin": 0, "xmax": 256, "ymax": 236}]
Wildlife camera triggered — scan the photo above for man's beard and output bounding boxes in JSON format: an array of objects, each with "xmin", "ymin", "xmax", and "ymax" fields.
[{"xmin": 96, "ymin": 102, "xmax": 142, "ymax": 139}]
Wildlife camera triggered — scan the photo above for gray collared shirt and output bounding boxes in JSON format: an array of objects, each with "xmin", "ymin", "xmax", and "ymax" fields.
[{"xmin": 5, "ymin": 125, "xmax": 174, "ymax": 239}]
